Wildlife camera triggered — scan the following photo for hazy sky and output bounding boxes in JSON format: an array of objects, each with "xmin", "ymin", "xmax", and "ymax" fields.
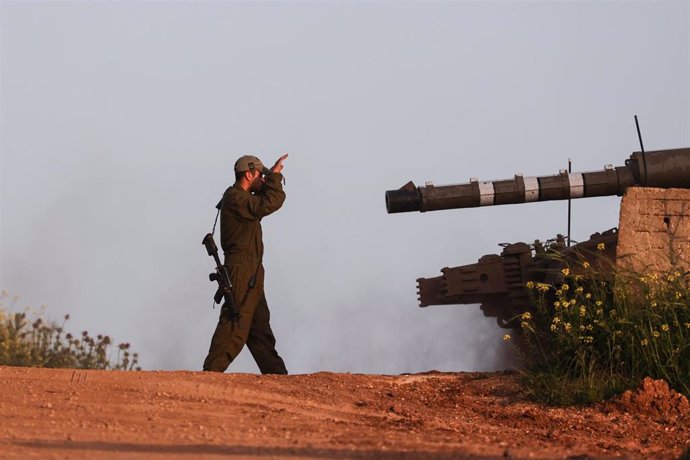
[{"xmin": 1, "ymin": 1, "xmax": 688, "ymax": 373}]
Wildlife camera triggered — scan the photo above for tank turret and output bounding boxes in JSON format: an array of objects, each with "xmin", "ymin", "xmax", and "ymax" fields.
[{"xmin": 386, "ymin": 146, "xmax": 690, "ymax": 329}]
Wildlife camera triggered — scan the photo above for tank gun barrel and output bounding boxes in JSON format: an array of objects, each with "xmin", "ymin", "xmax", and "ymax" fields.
[{"xmin": 386, "ymin": 148, "xmax": 690, "ymax": 213}]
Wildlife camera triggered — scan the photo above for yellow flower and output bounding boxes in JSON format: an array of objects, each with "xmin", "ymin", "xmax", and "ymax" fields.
[
  {"xmin": 582, "ymin": 261, "xmax": 590, "ymax": 269},
  {"xmin": 550, "ymin": 324, "xmax": 558, "ymax": 332},
  {"xmin": 536, "ymin": 283, "xmax": 550, "ymax": 292},
  {"xmin": 521, "ymin": 321, "xmax": 530, "ymax": 329},
  {"xmin": 580, "ymin": 325, "xmax": 586, "ymax": 332},
  {"xmin": 525, "ymin": 281, "xmax": 535, "ymax": 289},
  {"xmin": 640, "ymin": 339, "xmax": 649, "ymax": 346},
  {"xmin": 676, "ymin": 292, "xmax": 682, "ymax": 300},
  {"xmin": 561, "ymin": 268, "xmax": 570, "ymax": 276},
  {"xmin": 564, "ymin": 323, "xmax": 572, "ymax": 332},
  {"xmin": 650, "ymin": 273, "xmax": 659, "ymax": 281},
  {"xmin": 595, "ymin": 300, "xmax": 603, "ymax": 307},
  {"xmin": 575, "ymin": 275, "xmax": 584, "ymax": 282},
  {"xmin": 597, "ymin": 243, "xmax": 605, "ymax": 251},
  {"xmin": 521, "ymin": 311, "xmax": 532, "ymax": 320},
  {"xmin": 650, "ymin": 301, "xmax": 657, "ymax": 308},
  {"xmin": 561, "ymin": 284, "xmax": 569, "ymax": 292},
  {"xmin": 639, "ymin": 276, "xmax": 648, "ymax": 284},
  {"xmin": 661, "ymin": 324, "xmax": 669, "ymax": 332},
  {"xmin": 585, "ymin": 293, "xmax": 592, "ymax": 299},
  {"xmin": 652, "ymin": 331, "xmax": 660, "ymax": 338},
  {"xmin": 579, "ymin": 306, "xmax": 587, "ymax": 317},
  {"xmin": 553, "ymin": 301, "xmax": 561, "ymax": 308},
  {"xmin": 586, "ymin": 324, "xmax": 593, "ymax": 331},
  {"xmin": 503, "ymin": 334, "xmax": 511, "ymax": 341},
  {"xmin": 596, "ymin": 309, "xmax": 603, "ymax": 316},
  {"xmin": 552, "ymin": 317, "xmax": 561, "ymax": 324},
  {"xmin": 575, "ymin": 286, "xmax": 584, "ymax": 294}
]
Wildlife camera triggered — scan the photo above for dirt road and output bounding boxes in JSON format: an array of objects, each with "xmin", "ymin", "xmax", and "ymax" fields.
[{"xmin": 0, "ymin": 366, "xmax": 687, "ymax": 459}]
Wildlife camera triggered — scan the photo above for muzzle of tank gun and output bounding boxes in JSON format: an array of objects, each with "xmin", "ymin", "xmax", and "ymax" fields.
[
  {"xmin": 385, "ymin": 148, "xmax": 690, "ymax": 214},
  {"xmin": 385, "ymin": 181, "xmax": 423, "ymax": 213}
]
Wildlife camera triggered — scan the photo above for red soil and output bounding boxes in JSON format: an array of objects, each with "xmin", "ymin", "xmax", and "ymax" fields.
[{"xmin": 0, "ymin": 367, "xmax": 687, "ymax": 459}]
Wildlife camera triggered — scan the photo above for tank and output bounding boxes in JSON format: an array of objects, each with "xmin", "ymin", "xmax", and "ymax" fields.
[{"xmin": 386, "ymin": 147, "xmax": 690, "ymax": 329}]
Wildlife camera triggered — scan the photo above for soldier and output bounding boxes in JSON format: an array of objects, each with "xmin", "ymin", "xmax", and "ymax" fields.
[{"xmin": 203, "ymin": 153, "xmax": 289, "ymax": 374}]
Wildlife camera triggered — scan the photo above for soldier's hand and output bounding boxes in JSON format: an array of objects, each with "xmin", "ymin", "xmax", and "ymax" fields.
[{"xmin": 271, "ymin": 154, "xmax": 289, "ymax": 174}]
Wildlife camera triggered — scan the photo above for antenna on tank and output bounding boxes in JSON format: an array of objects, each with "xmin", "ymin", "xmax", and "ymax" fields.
[
  {"xmin": 634, "ymin": 114, "xmax": 649, "ymax": 187},
  {"xmin": 567, "ymin": 158, "xmax": 572, "ymax": 247},
  {"xmin": 634, "ymin": 115, "xmax": 645, "ymax": 153}
]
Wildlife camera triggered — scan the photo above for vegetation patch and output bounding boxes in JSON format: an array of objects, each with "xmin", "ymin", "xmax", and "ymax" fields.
[
  {"xmin": 515, "ymin": 245, "xmax": 689, "ymax": 405},
  {"xmin": 0, "ymin": 292, "xmax": 140, "ymax": 370}
]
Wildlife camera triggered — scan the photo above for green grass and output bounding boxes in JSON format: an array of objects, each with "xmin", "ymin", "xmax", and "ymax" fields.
[
  {"xmin": 515, "ymin": 246, "xmax": 689, "ymax": 405},
  {"xmin": 0, "ymin": 292, "xmax": 140, "ymax": 370}
]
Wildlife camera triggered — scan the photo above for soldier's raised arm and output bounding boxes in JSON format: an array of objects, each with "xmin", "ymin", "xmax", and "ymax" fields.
[{"xmin": 246, "ymin": 154, "xmax": 288, "ymax": 219}]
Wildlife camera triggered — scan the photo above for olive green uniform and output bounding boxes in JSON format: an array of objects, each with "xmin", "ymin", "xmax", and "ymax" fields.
[{"xmin": 202, "ymin": 172, "xmax": 287, "ymax": 374}]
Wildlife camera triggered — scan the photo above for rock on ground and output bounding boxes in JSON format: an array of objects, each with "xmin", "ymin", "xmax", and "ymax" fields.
[{"xmin": 602, "ymin": 376, "xmax": 690, "ymax": 425}]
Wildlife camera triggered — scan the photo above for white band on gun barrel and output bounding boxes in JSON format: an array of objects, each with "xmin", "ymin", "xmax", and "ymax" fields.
[
  {"xmin": 478, "ymin": 181, "xmax": 495, "ymax": 206},
  {"xmin": 523, "ymin": 177, "xmax": 539, "ymax": 202},
  {"xmin": 568, "ymin": 173, "xmax": 584, "ymax": 198}
]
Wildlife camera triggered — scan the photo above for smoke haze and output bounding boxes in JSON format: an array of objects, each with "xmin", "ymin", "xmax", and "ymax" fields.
[{"xmin": 1, "ymin": 1, "xmax": 688, "ymax": 373}]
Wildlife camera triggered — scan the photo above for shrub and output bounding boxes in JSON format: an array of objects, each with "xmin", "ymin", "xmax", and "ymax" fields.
[
  {"xmin": 0, "ymin": 292, "xmax": 140, "ymax": 370},
  {"xmin": 517, "ymin": 245, "xmax": 689, "ymax": 405}
]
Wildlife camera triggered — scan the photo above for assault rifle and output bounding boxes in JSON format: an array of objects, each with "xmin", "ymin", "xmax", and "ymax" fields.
[{"xmin": 202, "ymin": 233, "xmax": 238, "ymax": 319}]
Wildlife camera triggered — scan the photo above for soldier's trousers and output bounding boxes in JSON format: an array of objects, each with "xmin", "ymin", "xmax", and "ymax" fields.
[{"xmin": 202, "ymin": 263, "xmax": 287, "ymax": 374}]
